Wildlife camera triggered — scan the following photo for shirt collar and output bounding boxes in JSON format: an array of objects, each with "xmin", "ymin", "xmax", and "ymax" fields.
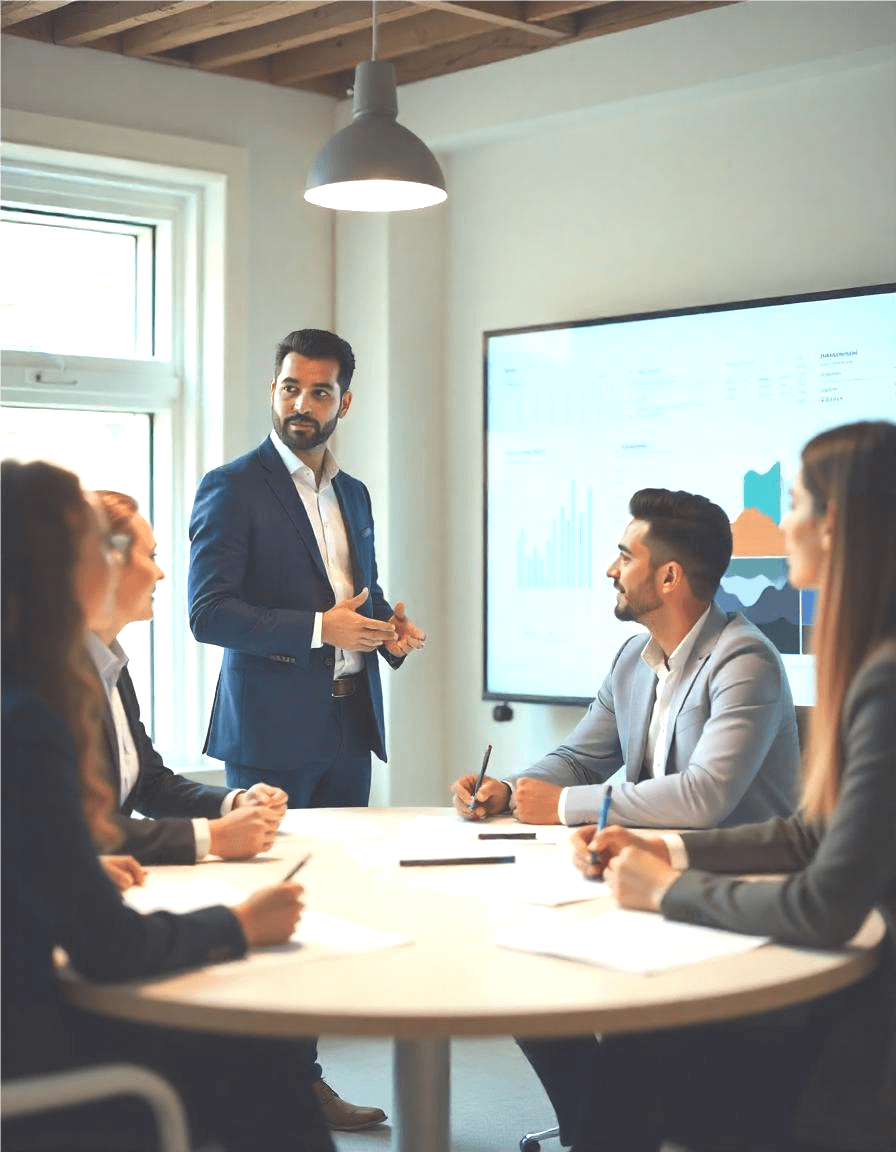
[
  {"xmin": 87, "ymin": 632, "xmax": 128, "ymax": 697},
  {"xmin": 268, "ymin": 430, "xmax": 340, "ymax": 489},
  {"xmin": 641, "ymin": 604, "xmax": 713, "ymax": 677}
]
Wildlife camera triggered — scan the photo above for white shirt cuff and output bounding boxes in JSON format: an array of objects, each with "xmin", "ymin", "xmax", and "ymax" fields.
[
  {"xmin": 660, "ymin": 832, "xmax": 689, "ymax": 870},
  {"xmin": 311, "ymin": 612, "xmax": 323, "ymax": 649},
  {"xmin": 192, "ymin": 818, "xmax": 211, "ymax": 860},
  {"xmin": 557, "ymin": 786, "xmax": 570, "ymax": 826},
  {"xmin": 221, "ymin": 790, "xmax": 242, "ymax": 814}
]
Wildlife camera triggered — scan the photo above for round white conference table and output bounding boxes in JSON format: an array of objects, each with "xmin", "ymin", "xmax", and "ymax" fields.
[{"xmin": 62, "ymin": 807, "xmax": 884, "ymax": 1152}]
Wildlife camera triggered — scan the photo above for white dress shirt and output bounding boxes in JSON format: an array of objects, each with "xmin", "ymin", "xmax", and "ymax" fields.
[
  {"xmin": 88, "ymin": 633, "xmax": 238, "ymax": 860},
  {"xmin": 556, "ymin": 606, "xmax": 712, "ymax": 825},
  {"xmin": 269, "ymin": 430, "xmax": 362, "ymax": 678}
]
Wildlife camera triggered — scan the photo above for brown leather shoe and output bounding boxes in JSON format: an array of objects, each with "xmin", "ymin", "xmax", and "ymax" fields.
[{"xmin": 311, "ymin": 1079, "xmax": 387, "ymax": 1131}]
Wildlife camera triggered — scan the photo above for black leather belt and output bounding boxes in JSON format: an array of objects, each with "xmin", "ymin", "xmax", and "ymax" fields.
[{"xmin": 331, "ymin": 675, "xmax": 361, "ymax": 698}]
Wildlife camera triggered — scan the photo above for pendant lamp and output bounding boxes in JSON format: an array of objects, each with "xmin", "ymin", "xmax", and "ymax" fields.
[{"xmin": 304, "ymin": 1, "xmax": 447, "ymax": 212}]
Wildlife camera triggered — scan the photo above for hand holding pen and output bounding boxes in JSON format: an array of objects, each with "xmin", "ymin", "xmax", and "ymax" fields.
[
  {"xmin": 231, "ymin": 855, "xmax": 310, "ymax": 947},
  {"xmin": 452, "ymin": 745, "xmax": 511, "ymax": 820},
  {"xmin": 468, "ymin": 744, "xmax": 492, "ymax": 813}
]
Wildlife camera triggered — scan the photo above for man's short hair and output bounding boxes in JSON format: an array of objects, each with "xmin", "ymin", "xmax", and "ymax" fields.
[
  {"xmin": 274, "ymin": 329, "xmax": 355, "ymax": 394},
  {"xmin": 628, "ymin": 488, "xmax": 732, "ymax": 601}
]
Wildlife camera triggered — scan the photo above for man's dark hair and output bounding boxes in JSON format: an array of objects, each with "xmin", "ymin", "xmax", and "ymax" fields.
[
  {"xmin": 628, "ymin": 488, "xmax": 732, "ymax": 601},
  {"xmin": 274, "ymin": 329, "xmax": 356, "ymax": 393}
]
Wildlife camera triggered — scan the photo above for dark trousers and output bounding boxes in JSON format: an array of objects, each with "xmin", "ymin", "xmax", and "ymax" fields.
[
  {"xmin": 226, "ymin": 690, "xmax": 372, "ymax": 810},
  {"xmin": 3, "ymin": 1006, "xmax": 334, "ymax": 1152},
  {"xmin": 518, "ymin": 1007, "xmax": 832, "ymax": 1152},
  {"xmin": 226, "ymin": 689, "xmax": 372, "ymax": 1082}
]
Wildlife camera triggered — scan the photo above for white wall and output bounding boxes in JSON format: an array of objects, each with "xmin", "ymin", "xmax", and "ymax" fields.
[
  {"xmin": 3, "ymin": 5, "xmax": 895, "ymax": 803},
  {"xmin": 334, "ymin": 1, "xmax": 896, "ymax": 803},
  {"xmin": 1, "ymin": 34, "xmax": 337, "ymax": 461}
]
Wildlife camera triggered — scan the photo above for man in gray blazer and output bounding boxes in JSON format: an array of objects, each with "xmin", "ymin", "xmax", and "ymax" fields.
[{"xmin": 453, "ymin": 487, "xmax": 799, "ymax": 829}]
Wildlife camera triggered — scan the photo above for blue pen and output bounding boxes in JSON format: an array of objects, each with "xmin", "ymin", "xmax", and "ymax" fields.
[{"xmin": 589, "ymin": 785, "xmax": 613, "ymax": 866}]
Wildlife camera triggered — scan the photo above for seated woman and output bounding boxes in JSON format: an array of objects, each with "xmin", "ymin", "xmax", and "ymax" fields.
[
  {"xmin": 1, "ymin": 459, "xmax": 335, "ymax": 1152},
  {"xmin": 524, "ymin": 420, "xmax": 896, "ymax": 1152},
  {"xmin": 89, "ymin": 488, "xmax": 287, "ymax": 866}
]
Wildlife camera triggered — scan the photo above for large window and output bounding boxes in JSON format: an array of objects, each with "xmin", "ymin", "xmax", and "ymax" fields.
[
  {"xmin": 2, "ymin": 161, "xmax": 183, "ymax": 755},
  {"xmin": 1, "ymin": 116, "xmax": 241, "ymax": 770}
]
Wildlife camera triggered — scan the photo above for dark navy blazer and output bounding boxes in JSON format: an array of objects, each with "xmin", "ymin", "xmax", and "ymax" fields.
[
  {"xmin": 102, "ymin": 665, "xmax": 232, "ymax": 865},
  {"xmin": 188, "ymin": 436, "xmax": 400, "ymax": 776}
]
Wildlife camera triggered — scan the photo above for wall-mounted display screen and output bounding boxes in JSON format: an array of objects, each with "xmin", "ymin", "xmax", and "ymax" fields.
[{"xmin": 484, "ymin": 284, "xmax": 896, "ymax": 708}]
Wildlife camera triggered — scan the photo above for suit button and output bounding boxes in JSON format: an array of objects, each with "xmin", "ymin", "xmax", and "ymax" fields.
[{"xmin": 323, "ymin": 657, "xmax": 335, "ymax": 668}]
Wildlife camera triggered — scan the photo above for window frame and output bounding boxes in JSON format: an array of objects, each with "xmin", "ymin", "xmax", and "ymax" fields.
[{"xmin": 0, "ymin": 113, "xmax": 249, "ymax": 771}]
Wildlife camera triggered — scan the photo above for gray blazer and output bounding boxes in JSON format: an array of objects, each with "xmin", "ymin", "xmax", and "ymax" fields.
[
  {"xmin": 665, "ymin": 643, "xmax": 896, "ymax": 1150},
  {"xmin": 516, "ymin": 604, "xmax": 799, "ymax": 827}
]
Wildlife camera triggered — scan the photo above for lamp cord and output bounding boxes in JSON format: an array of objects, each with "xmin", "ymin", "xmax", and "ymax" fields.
[{"xmin": 371, "ymin": 0, "xmax": 378, "ymax": 60}]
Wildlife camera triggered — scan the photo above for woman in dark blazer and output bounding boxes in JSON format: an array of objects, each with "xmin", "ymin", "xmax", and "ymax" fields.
[
  {"xmin": 531, "ymin": 421, "xmax": 896, "ymax": 1152},
  {"xmin": 1, "ymin": 460, "xmax": 334, "ymax": 1152}
]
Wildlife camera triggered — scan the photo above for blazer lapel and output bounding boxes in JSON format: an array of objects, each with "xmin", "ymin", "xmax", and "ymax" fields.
[
  {"xmin": 660, "ymin": 603, "xmax": 728, "ymax": 765},
  {"xmin": 332, "ymin": 473, "xmax": 363, "ymax": 592},
  {"xmin": 625, "ymin": 656, "xmax": 655, "ymax": 782},
  {"xmin": 258, "ymin": 438, "xmax": 329, "ymax": 585}
]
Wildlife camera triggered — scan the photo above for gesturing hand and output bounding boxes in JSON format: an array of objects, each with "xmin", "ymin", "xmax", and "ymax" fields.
[
  {"xmin": 321, "ymin": 588, "xmax": 397, "ymax": 652},
  {"xmin": 383, "ymin": 601, "xmax": 426, "ymax": 659}
]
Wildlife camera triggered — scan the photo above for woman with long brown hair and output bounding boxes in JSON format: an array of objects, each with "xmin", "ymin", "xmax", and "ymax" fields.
[
  {"xmin": 1, "ymin": 459, "xmax": 334, "ymax": 1152},
  {"xmin": 526, "ymin": 420, "xmax": 896, "ymax": 1151}
]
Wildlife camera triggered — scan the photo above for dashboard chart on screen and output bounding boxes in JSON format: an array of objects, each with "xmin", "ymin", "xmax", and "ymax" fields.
[{"xmin": 484, "ymin": 284, "xmax": 896, "ymax": 708}]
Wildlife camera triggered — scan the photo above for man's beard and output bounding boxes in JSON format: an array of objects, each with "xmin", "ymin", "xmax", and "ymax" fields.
[
  {"xmin": 273, "ymin": 409, "xmax": 339, "ymax": 452},
  {"xmin": 612, "ymin": 581, "xmax": 661, "ymax": 623}
]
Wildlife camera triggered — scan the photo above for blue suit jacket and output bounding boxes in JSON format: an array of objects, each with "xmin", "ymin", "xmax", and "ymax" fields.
[{"xmin": 188, "ymin": 437, "xmax": 400, "ymax": 775}]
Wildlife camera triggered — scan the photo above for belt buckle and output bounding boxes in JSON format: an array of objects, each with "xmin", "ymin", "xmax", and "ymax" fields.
[{"xmin": 331, "ymin": 677, "xmax": 356, "ymax": 698}]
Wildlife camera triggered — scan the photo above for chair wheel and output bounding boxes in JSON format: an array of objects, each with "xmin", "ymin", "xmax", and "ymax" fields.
[{"xmin": 520, "ymin": 1141, "xmax": 541, "ymax": 1152}]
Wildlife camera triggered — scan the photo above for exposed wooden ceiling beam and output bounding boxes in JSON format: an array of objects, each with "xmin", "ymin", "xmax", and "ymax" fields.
[
  {"xmin": 120, "ymin": 0, "xmax": 317, "ymax": 55},
  {"xmin": 191, "ymin": 0, "xmax": 411, "ymax": 70},
  {"xmin": 271, "ymin": 6, "xmax": 546, "ymax": 85},
  {"xmin": 414, "ymin": 2, "xmax": 570, "ymax": 40},
  {"xmin": 388, "ymin": 23, "xmax": 547, "ymax": 86},
  {"xmin": 0, "ymin": 1, "xmax": 71, "ymax": 29},
  {"xmin": 575, "ymin": 0, "xmax": 732, "ymax": 39},
  {"xmin": 525, "ymin": 0, "xmax": 614, "ymax": 18},
  {"xmin": 52, "ymin": 1, "xmax": 213, "ymax": 47}
]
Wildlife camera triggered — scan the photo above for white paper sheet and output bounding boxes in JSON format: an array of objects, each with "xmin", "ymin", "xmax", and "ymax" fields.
[
  {"xmin": 292, "ymin": 909, "xmax": 408, "ymax": 952},
  {"xmin": 124, "ymin": 880, "xmax": 409, "ymax": 955},
  {"xmin": 494, "ymin": 908, "xmax": 769, "ymax": 974},
  {"xmin": 124, "ymin": 879, "xmax": 246, "ymax": 915},
  {"xmin": 410, "ymin": 861, "xmax": 613, "ymax": 906}
]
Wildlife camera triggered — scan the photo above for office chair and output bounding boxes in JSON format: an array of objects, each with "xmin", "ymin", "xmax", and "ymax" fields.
[
  {"xmin": 519, "ymin": 1122, "xmax": 560, "ymax": 1150},
  {"xmin": 1, "ymin": 1062, "xmax": 199, "ymax": 1152}
]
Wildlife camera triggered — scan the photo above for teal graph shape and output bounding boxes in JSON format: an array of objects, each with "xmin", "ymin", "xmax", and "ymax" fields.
[{"xmin": 744, "ymin": 461, "xmax": 781, "ymax": 524}]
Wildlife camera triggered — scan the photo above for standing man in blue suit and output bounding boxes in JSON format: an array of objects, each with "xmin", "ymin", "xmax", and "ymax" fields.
[{"xmin": 188, "ymin": 327, "xmax": 425, "ymax": 1130}]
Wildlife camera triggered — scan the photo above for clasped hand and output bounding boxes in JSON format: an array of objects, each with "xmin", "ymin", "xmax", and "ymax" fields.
[
  {"xmin": 571, "ymin": 825, "xmax": 680, "ymax": 912},
  {"xmin": 321, "ymin": 588, "xmax": 426, "ymax": 657}
]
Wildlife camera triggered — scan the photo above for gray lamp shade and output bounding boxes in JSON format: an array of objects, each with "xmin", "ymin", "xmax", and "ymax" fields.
[{"xmin": 305, "ymin": 60, "xmax": 447, "ymax": 212}]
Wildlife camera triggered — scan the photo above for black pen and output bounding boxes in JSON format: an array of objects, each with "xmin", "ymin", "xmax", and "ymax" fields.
[
  {"xmin": 477, "ymin": 832, "xmax": 537, "ymax": 840},
  {"xmin": 468, "ymin": 743, "xmax": 493, "ymax": 813},
  {"xmin": 280, "ymin": 853, "xmax": 311, "ymax": 883},
  {"xmin": 399, "ymin": 855, "xmax": 515, "ymax": 867}
]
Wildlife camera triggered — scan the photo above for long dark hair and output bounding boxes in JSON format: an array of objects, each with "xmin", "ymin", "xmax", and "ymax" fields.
[
  {"xmin": 800, "ymin": 421, "xmax": 896, "ymax": 818},
  {"xmin": 1, "ymin": 460, "xmax": 119, "ymax": 847}
]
